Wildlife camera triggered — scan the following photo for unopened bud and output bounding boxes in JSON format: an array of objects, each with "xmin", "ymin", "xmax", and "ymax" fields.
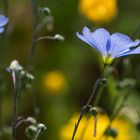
[
  {"xmin": 26, "ymin": 117, "xmax": 37, "ymax": 124},
  {"xmin": 25, "ymin": 125, "xmax": 37, "ymax": 138},
  {"xmin": 104, "ymin": 127, "xmax": 118, "ymax": 138},
  {"xmin": 54, "ymin": 34, "xmax": 65, "ymax": 41},
  {"xmin": 100, "ymin": 78, "xmax": 107, "ymax": 86},
  {"xmin": 37, "ymin": 123, "xmax": 46, "ymax": 132},
  {"xmin": 117, "ymin": 78, "xmax": 136, "ymax": 90},
  {"xmin": 20, "ymin": 71, "xmax": 34, "ymax": 80},
  {"xmin": 7, "ymin": 60, "xmax": 23, "ymax": 72},
  {"xmin": 26, "ymin": 73, "xmax": 34, "ymax": 80},
  {"xmin": 42, "ymin": 7, "xmax": 51, "ymax": 14},
  {"xmin": 90, "ymin": 107, "xmax": 98, "ymax": 116}
]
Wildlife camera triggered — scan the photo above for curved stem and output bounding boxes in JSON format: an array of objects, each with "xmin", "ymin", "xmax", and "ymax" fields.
[
  {"xmin": 36, "ymin": 36, "xmax": 55, "ymax": 42},
  {"xmin": 15, "ymin": 118, "xmax": 26, "ymax": 129},
  {"xmin": 71, "ymin": 65, "xmax": 106, "ymax": 140}
]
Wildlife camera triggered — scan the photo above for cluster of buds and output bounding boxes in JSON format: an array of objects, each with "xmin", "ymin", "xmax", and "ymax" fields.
[
  {"xmin": 25, "ymin": 121, "xmax": 46, "ymax": 139},
  {"xmin": 7, "ymin": 60, "xmax": 34, "ymax": 89}
]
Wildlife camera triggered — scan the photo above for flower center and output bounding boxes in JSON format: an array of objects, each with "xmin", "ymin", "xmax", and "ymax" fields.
[{"xmin": 103, "ymin": 54, "xmax": 114, "ymax": 64}]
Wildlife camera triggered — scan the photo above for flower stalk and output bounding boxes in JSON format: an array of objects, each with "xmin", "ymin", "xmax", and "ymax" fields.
[
  {"xmin": 3, "ymin": 0, "xmax": 9, "ymax": 16},
  {"xmin": 33, "ymin": 129, "xmax": 41, "ymax": 140},
  {"xmin": 99, "ymin": 84, "xmax": 134, "ymax": 139},
  {"xmin": 33, "ymin": 124, "xmax": 46, "ymax": 140},
  {"xmin": 27, "ymin": 0, "xmax": 39, "ymax": 72},
  {"xmin": 12, "ymin": 71, "xmax": 18, "ymax": 140},
  {"xmin": 71, "ymin": 64, "xmax": 106, "ymax": 140}
]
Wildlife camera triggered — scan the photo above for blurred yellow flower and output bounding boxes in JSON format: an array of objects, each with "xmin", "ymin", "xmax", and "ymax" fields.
[
  {"xmin": 79, "ymin": 0, "xmax": 118, "ymax": 23},
  {"xmin": 60, "ymin": 114, "xmax": 134, "ymax": 140},
  {"xmin": 42, "ymin": 71, "xmax": 67, "ymax": 93}
]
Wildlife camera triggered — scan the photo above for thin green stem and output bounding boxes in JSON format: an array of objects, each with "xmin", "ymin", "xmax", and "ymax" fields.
[
  {"xmin": 27, "ymin": 0, "xmax": 38, "ymax": 72},
  {"xmin": 0, "ymin": 0, "xmax": 9, "ymax": 67},
  {"xmin": 93, "ymin": 87, "xmax": 104, "ymax": 106},
  {"xmin": 0, "ymin": 0, "xmax": 9, "ymax": 126},
  {"xmin": 99, "ymin": 89, "xmax": 132, "ymax": 139},
  {"xmin": 27, "ymin": 0, "xmax": 39, "ymax": 117},
  {"xmin": 110, "ymin": 90, "xmax": 131, "ymax": 121},
  {"xmin": 36, "ymin": 36, "xmax": 56, "ymax": 42},
  {"xmin": 4, "ymin": 0, "xmax": 9, "ymax": 16},
  {"xmin": 17, "ymin": 77, "xmax": 23, "ymax": 115},
  {"xmin": 130, "ymin": 23, "xmax": 140, "ymax": 39},
  {"xmin": 93, "ymin": 114, "xmax": 97, "ymax": 137},
  {"xmin": 79, "ymin": 115, "xmax": 90, "ymax": 140},
  {"xmin": 12, "ymin": 72, "xmax": 18, "ymax": 140},
  {"xmin": 33, "ymin": 129, "xmax": 41, "ymax": 140},
  {"xmin": 71, "ymin": 65, "xmax": 106, "ymax": 140}
]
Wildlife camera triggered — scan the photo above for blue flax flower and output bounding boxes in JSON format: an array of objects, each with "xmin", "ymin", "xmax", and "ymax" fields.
[
  {"xmin": 77, "ymin": 27, "xmax": 140, "ymax": 64},
  {"xmin": 0, "ymin": 15, "xmax": 9, "ymax": 33}
]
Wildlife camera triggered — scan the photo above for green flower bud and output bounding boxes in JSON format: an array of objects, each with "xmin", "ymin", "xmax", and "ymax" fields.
[
  {"xmin": 89, "ymin": 107, "xmax": 98, "ymax": 116},
  {"xmin": 37, "ymin": 123, "xmax": 47, "ymax": 132},
  {"xmin": 42, "ymin": 7, "xmax": 51, "ymax": 14},
  {"xmin": 100, "ymin": 78, "xmax": 107, "ymax": 86},
  {"xmin": 7, "ymin": 60, "xmax": 23, "ymax": 73},
  {"xmin": 54, "ymin": 34, "xmax": 65, "ymax": 41},
  {"xmin": 26, "ymin": 117, "xmax": 37, "ymax": 124},
  {"xmin": 25, "ymin": 125, "xmax": 37, "ymax": 138},
  {"xmin": 104, "ymin": 127, "xmax": 118, "ymax": 138},
  {"xmin": 117, "ymin": 78, "xmax": 136, "ymax": 90}
]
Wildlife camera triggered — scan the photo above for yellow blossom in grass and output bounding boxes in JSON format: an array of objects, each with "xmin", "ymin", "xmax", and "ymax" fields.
[
  {"xmin": 42, "ymin": 71, "xmax": 67, "ymax": 93},
  {"xmin": 60, "ymin": 114, "xmax": 134, "ymax": 140},
  {"xmin": 79, "ymin": 0, "xmax": 118, "ymax": 23}
]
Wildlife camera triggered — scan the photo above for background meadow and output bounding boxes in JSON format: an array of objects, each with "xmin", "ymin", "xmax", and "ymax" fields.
[{"xmin": 0, "ymin": 0, "xmax": 140, "ymax": 140}]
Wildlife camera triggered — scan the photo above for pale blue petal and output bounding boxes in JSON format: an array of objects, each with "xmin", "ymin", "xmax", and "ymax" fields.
[
  {"xmin": 82, "ymin": 27, "xmax": 101, "ymax": 51},
  {"xmin": 82, "ymin": 27, "xmax": 93, "ymax": 42},
  {"xmin": 0, "ymin": 15, "xmax": 9, "ymax": 27},
  {"xmin": 116, "ymin": 46, "xmax": 140, "ymax": 58},
  {"xmin": 0, "ymin": 27, "xmax": 4, "ymax": 33},
  {"xmin": 77, "ymin": 27, "xmax": 110, "ymax": 57},
  {"xmin": 91, "ymin": 28, "xmax": 110, "ymax": 57},
  {"xmin": 109, "ymin": 33, "xmax": 139, "ymax": 58},
  {"xmin": 76, "ymin": 32, "xmax": 99, "ymax": 50},
  {"xmin": 76, "ymin": 27, "xmax": 103, "ymax": 53}
]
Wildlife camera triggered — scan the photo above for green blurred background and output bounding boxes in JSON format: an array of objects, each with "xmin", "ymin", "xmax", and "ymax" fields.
[{"xmin": 0, "ymin": 0, "xmax": 140, "ymax": 139}]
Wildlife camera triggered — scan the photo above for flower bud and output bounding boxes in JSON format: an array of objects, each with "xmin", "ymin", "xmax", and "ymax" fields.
[
  {"xmin": 45, "ymin": 16, "xmax": 54, "ymax": 32},
  {"xmin": 37, "ymin": 123, "xmax": 47, "ymax": 132},
  {"xmin": 42, "ymin": 7, "xmax": 51, "ymax": 14},
  {"xmin": 104, "ymin": 127, "xmax": 118, "ymax": 138},
  {"xmin": 26, "ymin": 73, "xmax": 34, "ymax": 80},
  {"xmin": 26, "ymin": 117, "xmax": 37, "ymax": 124},
  {"xmin": 89, "ymin": 107, "xmax": 98, "ymax": 116},
  {"xmin": 116, "ymin": 78, "xmax": 136, "ymax": 90},
  {"xmin": 54, "ymin": 34, "xmax": 65, "ymax": 41},
  {"xmin": 7, "ymin": 60, "xmax": 23, "ymax": 72},
  {"xmin": 25, "ymin": 125, "xmax": 37, "ymax": 138},
  {"xmin": 100, "ymin": 78, "xmax": 107, "ymax": 86}
]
